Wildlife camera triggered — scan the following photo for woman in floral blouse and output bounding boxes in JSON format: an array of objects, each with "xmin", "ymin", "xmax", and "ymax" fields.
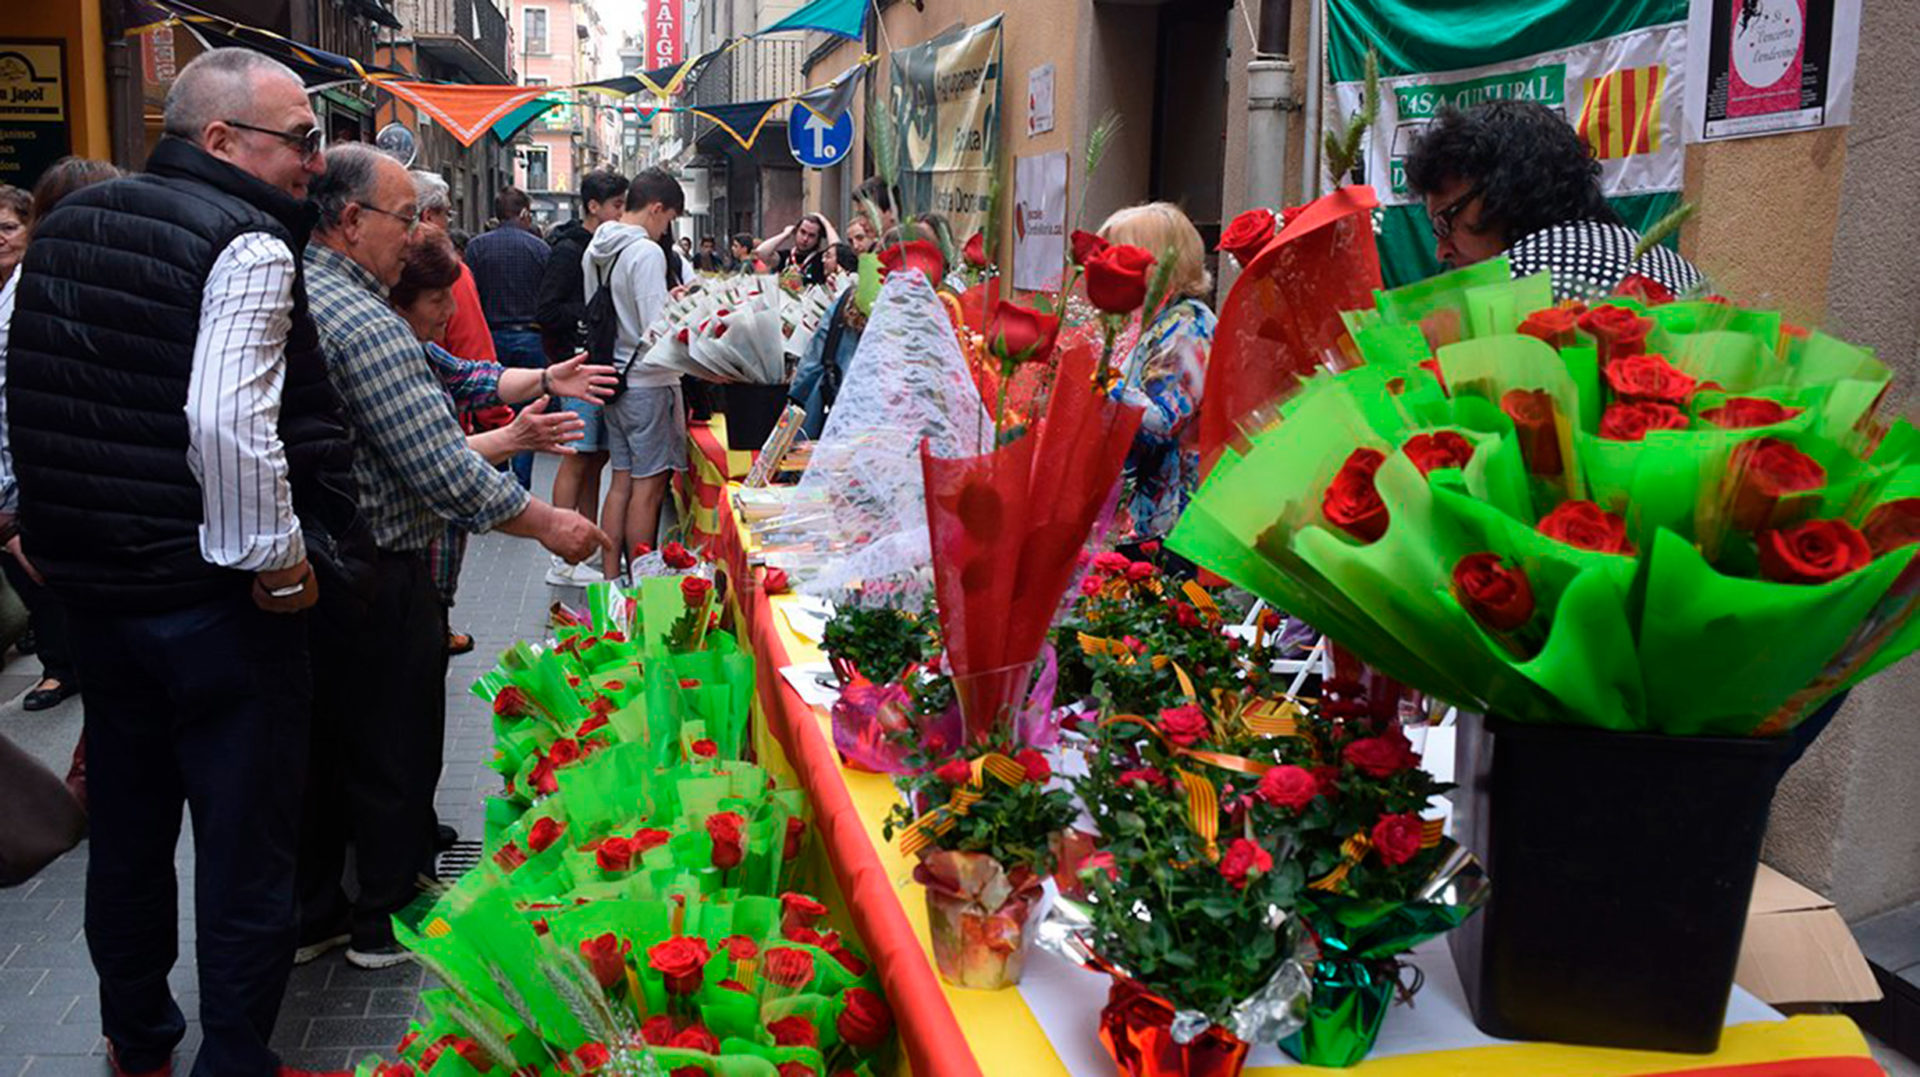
[{"xmin": 1099, "ymin": 202, "xmax": 1218, "ymax": 555}]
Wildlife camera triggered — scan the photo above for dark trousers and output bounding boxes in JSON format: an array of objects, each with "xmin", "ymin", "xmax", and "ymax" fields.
[
  {"xmin": 298, "ymin": 551, "xmax": 447, "ymax": 947},
  {"xmin": 69, "ymin": 592, "xmax": 311, "ymax": 1077},
  {"xmin": 1, "ymin": 553, "xmax": 78, "ymax": 685},
  {"xmin": 492, "ymin": 328, "xmax": 546, "ymax": 491}
]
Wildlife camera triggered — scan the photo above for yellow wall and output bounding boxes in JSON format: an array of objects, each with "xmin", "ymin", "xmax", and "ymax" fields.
[
  {"xmin": 12, "ymin": 0, "xmax": 112, "ymax": 162},
  {"xmin": 1679, "ymin": 130, "xmax": 1848, "ymax": 325}
]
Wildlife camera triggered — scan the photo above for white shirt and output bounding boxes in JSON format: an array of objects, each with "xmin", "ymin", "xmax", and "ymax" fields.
[
  {"xmin": 0, "ymin": 269, "xmax": 17, "ymax": 514},
  {"xmin": 183, "ymin": 232, "xmax": 305, "ymax": 572}
]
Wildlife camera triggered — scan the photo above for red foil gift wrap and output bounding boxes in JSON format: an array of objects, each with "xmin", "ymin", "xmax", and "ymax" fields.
[
  {"xmin": 922, "ymin": 337, "xmax": 1143, "ymax": 744},
  {"xmin": 1198, "ymin": 186, "xmax": 1384, "ymax": 475},
  {"xmin": 914, "ymin": 849, "xmax": 1047, "ymax": 989},
  {"xmin": 1101, "ymin": 977, "xmax": 1253, "ymax": 1077}
]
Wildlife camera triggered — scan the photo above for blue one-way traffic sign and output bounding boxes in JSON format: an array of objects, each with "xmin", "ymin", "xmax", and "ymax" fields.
[{"xmin": 788, "ymin": 104, "xmax": 854, "ymax": 168}]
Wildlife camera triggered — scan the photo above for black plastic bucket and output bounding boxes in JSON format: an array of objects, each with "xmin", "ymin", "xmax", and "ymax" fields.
[
  {"xmin": 1448, "ymin": 715, "xmax": 1790, "ymax": 1054},
  {"xmin": 722, "ymin": 383, "xmax": 791, "ymax": 452}
]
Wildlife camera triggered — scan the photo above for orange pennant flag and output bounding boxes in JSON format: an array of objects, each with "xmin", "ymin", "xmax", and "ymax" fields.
[{"xmin": 380, "ymin": 81, "xmax": 556, "ymax": 147}]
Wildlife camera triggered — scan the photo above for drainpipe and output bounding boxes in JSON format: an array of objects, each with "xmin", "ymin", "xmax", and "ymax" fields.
[{"xmin": 1245, "ymin": 0, "xmax": 1299, "ymax": 213}]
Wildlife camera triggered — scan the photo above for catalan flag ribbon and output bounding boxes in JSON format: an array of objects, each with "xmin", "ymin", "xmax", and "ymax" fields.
[{"xmin": 1578, "ymin": 64, "xmax": 1666, "ymax": 161}]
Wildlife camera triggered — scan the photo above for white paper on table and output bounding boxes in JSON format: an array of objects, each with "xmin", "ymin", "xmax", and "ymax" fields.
[
  {"xmin": 779, "ymin": 595, "xmax": 834, "ymax": 645},
  {"xmin": 1017, "ymin": 936, "xmax": 1784, "ymax": 1075},
  {"xmin": 778, "ymin": 663, "xmax": 841, "ymax": 709}
]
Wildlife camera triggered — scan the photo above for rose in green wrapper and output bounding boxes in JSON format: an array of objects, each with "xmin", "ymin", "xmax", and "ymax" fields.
[
  {"xmin": 1322, "ymin": 448, "xmax": 1390, "ymax": 542},
  {"xmin": 1729, "ymin": 437, "xmax": 1826, "ymax": 531},
  {"xmin": 1402, "ymin": 431, "xmax": 1475, "ymax": 476},
  {"xmin": 1537, "ymin": 500, "xmax": 1634, "ymax": 555},
  {"xmin": 707, "ymin": 811, "xmax": 745, "ymax": 870},
  {"xmin": 1578, "ymin": 303, "xmax": 1651, "ymax": 362},
  {"xmin": 1599, "ymin": 400, "xmax": 1688, "ymax": 441},
  {"xmin": 581, "ymin": 932, "xmax": 630, "ymax": 991},
  {"xmin": 1500, "ymin": 389, "xmax": 1563, "ymax": 476},
  {"xmin": 1604, "ymin": 353, "xmax": 1696, "ymax": 404},
  {"xmin": 763, "ymin": 945, "xmax": 816, "ymax": 988},
  {"xmin": 647, "ymin": 936, "xmax": 710, "ymax": 995},
  {"xmin": 1452, "ymin": 554, "xmax": 1534, "ymax": 633},
  {"xmin": 1863, "ymin": 499, "xmax": 1920, "ymax": 557},
  {"xmin": 1701, "ymin": 396, "xmax": 1803, "ymax": 429},
  {"xmin": 1516, "ymin": 305, "xmax": 1579, "ymax": 347},
  {"xmin": 1759, "ymin": 519, "xmax": 1872, "ymax": 585}
]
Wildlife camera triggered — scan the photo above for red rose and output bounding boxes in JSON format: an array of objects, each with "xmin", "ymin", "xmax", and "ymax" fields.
[
  {"xmin": 1600, "ymin": 401, "xmax": 1689, "ymax": 441},
  {"xmin": 1371, "ymin": 812, "xmax": 1425, "ymax": 867},
  {"xmin": 577, "ymin": 714, "xmax": 610, "ymax": 738},
  {"xmin": 1092, "ymin": 550, "xmax": 1131, "ymax": 575},
  {"xmin": 776, "ymin": 1064, "xmax": 812, "ymax": 1077},
  {"xmin": 491, "ymin": 686, "xmax": 532, "ymax": 718},
  {"xmin": 528, "ymin": 754, "xmax": 559, "ymax": 796},
  {"xmin": 1170, "ymin": 601, "xmax": 1199, "ymax": 629},
  {"xmin": 633, "ymin": 542, "xmax": 654, "ymax": 558},
  {"xmin": 826, "ymin": 937, "xmax": 869, "ymax": 975},
  {"xmin": 836, "ymin": 987, "xmax": 894, "ymax": 1049},
  {"xmin": 595, "ymin": 835, "xmax": 634, "ymax": 873},
  {"xmin": 491, "ymin": 841, "xmax": 526, "ymax": 872},
  {"xmin": 1516, "ymin": 306, "xmax": 1579, "ymax": 347},
  {"xmin": 573, "ymin": 1043, "xmax": 610, "ymax": 1073},
  {"xmin": 1759, "ymin": 519, "xmax": 1873, "ymax": 585},
  {"xmin": 1537, "ymin": 500, "xmax": 1634, "ymax": 555},
  {"xmin": 669, "ymin": 1025, "xmax": 719, "ymax": 1054},
  {"xmin": 934, "ymin": 757, "xmax": 973, "ymax": 786},
  {"xmin": 985, "ymin": 300, "xmax": 1061, "ymax": 366},
  {"xmin": 1081, "ymin": 850, "xmax": 1120, "ymax": 881},
  {"xmin": 1126, "ymin": 561, "xmax": 1156, "ymax": 583},
  {"xmin": 691, "ymin": 738, "xmax": 718, "ymax": 758},
  {"xmin": 662, "ymin": 542, "xmax": 696, "ymax": 570},
  {"xmin": 781, "ymin": 891, "xmax": 828, "ymax": 935},
  {"xmin": 1255, "ymin": 764, "xmax": 1319, "ymax": 810},
  {"xmin": 1259, "ymin": 610, "xmax": 1283, "ymax": 632},
  {"xmin": 580, "ymin": 933, "xmax": 630, "ymax": 990},
  {"xmin": 1701, "ymin": 396, "xmax": 1802, "ymax": 429},
  {"xmin": 1118, "ymin": 767, "xmax": 1169, "ymax": 789},
  {"xmin": 374, "ymin": 1064, "xmax": 416, "ymax": 1077},
  {"xmin": 1070, "ymin": 229, "xmax": 1109, "ymax": 266},
  {"xmin": 1501, "ymin": 389, "xmax": 1564, "ymax": 475},
  {"xmin": 963, "ymin": 231, "xmax": 988, "ymax": 268},
  {"xmin": 527, "ymin": 817, "xmax": 565, "ymax": 854},
  {"xmin": 1605, "ymin": 354, "xmax": 1696, "ymax": 404},
  {"xmin": 784, "ymin": 815, "xmax": 806, "ymax": 861},
  {"xmin": 647, "ymin": 936, "xmax": 711, "ymax": 995},
  {"xmin": 1141, "ymin": 540, "xmax": 1163, "ymax": 556},
  {"xmin": 1322, "ymin": 447, "xmax": 1390, "ymax": 542},
  {"xmin": 1402, "ymin": 431, "xmax": 1475, "ymax": 476},
  {"xmin": 1078, "ymin": 575, "xmax": 1102, "ymax": 597},
  {"xmin": 1016, "ymin": 748, "xmax": 1051, "ymax": 783},
  {"xmin": 681, "ymin": 577, "xmax": 713, "ymax": 608},
  {"xmin": 640, "ymin": 1014, "xmax": 677, "ymax": 1045},
  {"xmin": 631, "ymin": 827, "xmax": 671, "ymax": 853},
  {"xmin": 1217, "ymin": 837, "xmax": 1273, "ymax": 890},
  {"xmin": 763, "ymin": 945, "xmax": 816, "ymax": 988},
  {"xmin": 1158, "ymin": 703, "xmax": 1209, "ymax": 747},
  {"xmin": 1578, "ymin": 304, "xmax": 1653, "ymax": 362},
  {"xmin": 1216, "ymin": 207, "xmax": 1277, "ymax": 266},
  {"xmin": 1452, "ymin": 553, "xmax": 1535, "ymax": 632},
  {"xmin": 768, "ymin": 1015, "xmax": 818, "ymax": 1048},
  {"xmin": 878, "ymin": 238, "xmax": 947, "ymax": 283},
  {"xmin": 1342, "ymin": 725, "xmax": 1419, "ymax": 778},
  {"xmin": 1863, "ymin": 499, "xmax": 1920, "ymax": 557},
  {"xmin": 714, "ymin": 935, "xmax": 756, "ymax": 963},
  {"xmin": 1730, "ymin": 438, "xmax": 1827, "ymax": 531},
  {"xmin": 546, "ymin": 738, "xmax": 581, "ymax": 766},
  {"xmin": 587, "ymin": 694, "xmax": 616, "ymax": 719},
  {"xmin": 764, "ymin": 567, "xmax": 791, "ymax": 594},
  {"xmin": 1084, "ymin": 243, "xmax": 1156, "ymax": 314},
  {"xmin": 707, "ymin": 811, "xmax": 745, "ymax": 870}
]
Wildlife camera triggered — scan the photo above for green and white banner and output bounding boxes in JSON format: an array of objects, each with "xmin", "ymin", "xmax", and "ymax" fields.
[{"xmin": 1326, "ymin": 0, "xmax": 1690, "ymax": 286}]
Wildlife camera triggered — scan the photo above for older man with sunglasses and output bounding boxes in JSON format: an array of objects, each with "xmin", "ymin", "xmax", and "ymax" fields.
[{"xmin": 8, "ymin": 47, "xmax": 369, "ymax": 1077}]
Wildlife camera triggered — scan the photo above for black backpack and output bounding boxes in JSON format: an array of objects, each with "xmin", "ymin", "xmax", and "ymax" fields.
[{"xmin": 583, "ymin": 250, "xmax": 633, "ymax": 402}]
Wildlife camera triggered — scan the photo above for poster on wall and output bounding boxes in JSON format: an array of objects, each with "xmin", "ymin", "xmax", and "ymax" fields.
[
  {"xmin": 1013, "ymin": 151, "xmax": 1068, "ymax": 291},
  {"xmin": 1027, "ymin": 63, "xmax": 1054, "ymax": 136},
  {"xmin": 0, "ymin": 41, "xmax": 71, "ymax": 191},
  {"xmin": 1326, "ymin": 0, "xmax": 1690, "ymax": 286},
  {"xmin": 889, "ymin": 15, "xmax": 1002, "ymax": 240},
  {"xmin": 1686, "ymin": 0, "xmax": 1860, "ymax": 141}
]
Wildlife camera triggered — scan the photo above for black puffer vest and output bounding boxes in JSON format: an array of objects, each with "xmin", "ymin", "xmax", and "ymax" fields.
[{"xmin": 8, "ymin": 136, "xmax": 374, "ymax": 612}]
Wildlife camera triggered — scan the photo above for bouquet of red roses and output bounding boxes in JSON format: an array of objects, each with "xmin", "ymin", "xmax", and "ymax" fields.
[{"xmin": 1171, "ymin": 260, "xmax": 1920, "ymax": 736}]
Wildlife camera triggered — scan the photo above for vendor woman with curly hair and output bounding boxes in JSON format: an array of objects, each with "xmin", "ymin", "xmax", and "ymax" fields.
[{"xmin": 1404, "ymin": 100, "xmax": 1704, "ymax": 300}]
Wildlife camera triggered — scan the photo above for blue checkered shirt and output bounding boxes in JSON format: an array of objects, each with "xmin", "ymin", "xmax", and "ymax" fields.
[
  {"xmin": 304, "ymin": 244, "xmax": 530, "ymax": 553},
  {"xmin": 462, "ymin": 223, "xmax": 550, "ymax": 329}
]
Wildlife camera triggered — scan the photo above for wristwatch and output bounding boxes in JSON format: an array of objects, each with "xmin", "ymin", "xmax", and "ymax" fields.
[{"xmin": 262, "ymin": 565, "xmax": 312, "ymax": 598}]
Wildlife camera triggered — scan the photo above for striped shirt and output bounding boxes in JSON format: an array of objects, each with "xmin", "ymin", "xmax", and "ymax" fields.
[
  {"xmin": 182, "ymin": 233, "xmax": 306, "ymax": 572},
  {"xmin": 304, "ymin": 243, "xmax": 530, "ymax": 553}
]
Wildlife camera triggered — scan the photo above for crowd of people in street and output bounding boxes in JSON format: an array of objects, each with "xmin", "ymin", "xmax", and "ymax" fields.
[{"xmin": 0, "ymin": 37, "xmax": 1709, "ymax": 1077}]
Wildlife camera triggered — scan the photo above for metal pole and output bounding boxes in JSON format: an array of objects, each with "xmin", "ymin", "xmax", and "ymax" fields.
[
  {"xmin": 1301, "ymin": 0, "xmax": 1322, "ymax": 201},
  {"xmin": 1245, "ymin": 0, "xmax": 1298, "ymax": 212}
]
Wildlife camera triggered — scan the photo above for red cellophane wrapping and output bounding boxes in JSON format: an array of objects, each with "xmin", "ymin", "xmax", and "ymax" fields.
[
  {"xmin": 922, "ymin": 335, "xmax": 1144, "ymax": 743},
  {"xmin": 1101, "ymin": 977, "xmax": 1252, "ymax": 1077},
  {"xmin": 1197, "ymin": 186, "xmax": 1384, "ymax": 474}
]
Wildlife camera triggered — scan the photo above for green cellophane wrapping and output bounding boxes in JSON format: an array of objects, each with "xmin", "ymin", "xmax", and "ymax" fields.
[{"xmin": 1171, "ymin": 265, "xmax": 1920, "ymax": 735}]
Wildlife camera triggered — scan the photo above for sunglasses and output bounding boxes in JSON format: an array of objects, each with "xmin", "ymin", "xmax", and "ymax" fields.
[
  {"xmin": 1428, "ymin": 185, "xmax": 1483, "ymax": 241},
  {"xmin": 224, "ymin": 120, "xmax": 324, "ymax": 161}
]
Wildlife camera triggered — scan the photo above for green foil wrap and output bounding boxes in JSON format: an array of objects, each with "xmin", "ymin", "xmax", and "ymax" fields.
[{"xmin": 1278, "ymin": 958, "xmax": 1394, "ymax": 1068}]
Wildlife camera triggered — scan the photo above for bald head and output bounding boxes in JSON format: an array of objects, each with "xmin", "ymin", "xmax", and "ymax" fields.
[
  {"xmin": 312, "ymin": 144, "xmax": 420, "ymax": 288},
  {"xmin": 165, "ymin": 48, "xmax": 323, "ymax": 198}
]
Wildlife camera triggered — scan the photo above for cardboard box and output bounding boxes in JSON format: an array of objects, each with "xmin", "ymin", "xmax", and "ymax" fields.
[{"xmin": 1735, "ymin": 864, "xmax": 1882, "ymax": 1005}]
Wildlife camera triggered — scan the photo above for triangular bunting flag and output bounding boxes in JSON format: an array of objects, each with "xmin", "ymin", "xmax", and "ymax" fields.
[
  {"xmin": 793, "ymin": 58, "xmax": 870, "ymax": 125},
  {"xmin": 380, "ymin": 81, "xmax": 555, "ymax": 147},
  {"xmin": 488, "ymin": 98, "xmax": 563, "ymax": 143},
  {"xmin": 761, "ymin": 0, "xmax": 866, "ymax": 39},
  {"xmin": 688, "ymin": 99, "xmax": 785, "ymax": 150}
]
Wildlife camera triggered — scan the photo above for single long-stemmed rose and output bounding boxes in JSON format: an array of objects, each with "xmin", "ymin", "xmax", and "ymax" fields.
[
  {"xmin": 984, "ymin": 300, "xmax": 1062, "ymax": 435},
  {"xmin": 1082, "ymin": 242, "xmax": 1158, "ymax": 388}
]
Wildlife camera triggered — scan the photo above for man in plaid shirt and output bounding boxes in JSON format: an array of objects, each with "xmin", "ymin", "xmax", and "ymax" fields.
[{"xmin": 297, "ymin": 144, "xmax": 609, "ymax": 969}]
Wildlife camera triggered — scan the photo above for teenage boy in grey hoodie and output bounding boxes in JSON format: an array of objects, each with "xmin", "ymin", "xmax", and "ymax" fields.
[{"xmin": 583, "ymin": 167, "xmax": 685, "ymax": 580}]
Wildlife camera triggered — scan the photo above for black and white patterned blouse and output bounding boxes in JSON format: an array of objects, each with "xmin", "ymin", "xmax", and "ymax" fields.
[{"xmin": 1505, "ymin": 219, "xmax": 1705, "ymax": 302}]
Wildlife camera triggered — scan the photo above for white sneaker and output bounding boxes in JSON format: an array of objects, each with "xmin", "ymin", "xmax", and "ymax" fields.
[
  {"xmin": 544, "ymin": 562, "xmax": 576, "ymax": 586},
  {"xmin": 567, "ymin": 563, "xmax": 607, "ymax": 585}
]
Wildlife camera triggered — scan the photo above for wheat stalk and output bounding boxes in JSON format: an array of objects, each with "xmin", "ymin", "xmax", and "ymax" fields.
[
  {"xmin": 1632, "ymin": 202, "xmax": 1697, "ymax": 263},
  {"xmin": 1322, "ymin": 49, "xmax": 1380, "ymax": 183}
]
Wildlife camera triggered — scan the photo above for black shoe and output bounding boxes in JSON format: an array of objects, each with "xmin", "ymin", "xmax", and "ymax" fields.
[
  {"xmin": 23, "ymin": 679, "xmax": 77, "ymax": 711},
  {"xmin": 435, "ymin": 824, "xmax": 458, "ymax": 852},
  {"xmin": 15, "ymin": 629, "xmax": 36, "ymax": 656},
  {"xmin": 346, "ymin": 933, "xmax": 412, "ymax": 970}
]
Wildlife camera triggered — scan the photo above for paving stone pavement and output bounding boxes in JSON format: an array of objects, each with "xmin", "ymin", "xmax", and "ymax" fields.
[{"xmin": 0, "ymin": 457, "xmax": 586, "ymax": 1076}]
